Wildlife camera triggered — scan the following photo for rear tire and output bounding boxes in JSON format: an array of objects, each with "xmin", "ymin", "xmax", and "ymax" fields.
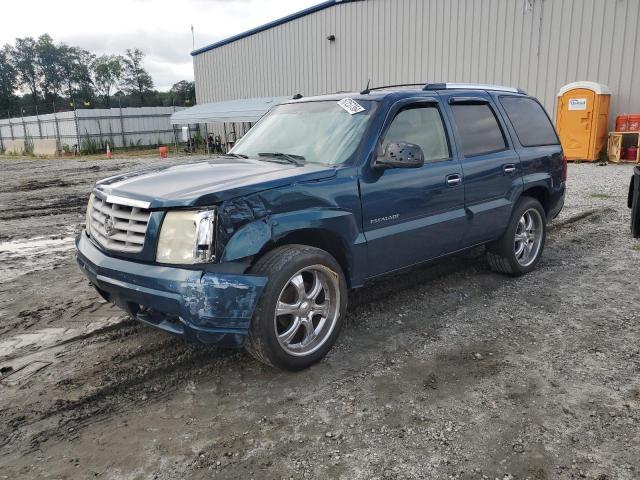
[
  {"xmin": 487, "ymin": 196, "xmax": 547, "ymax": 276},
  {"xmin": 245, "ymin": 245, "xmax": 347, "ymax": 370}
]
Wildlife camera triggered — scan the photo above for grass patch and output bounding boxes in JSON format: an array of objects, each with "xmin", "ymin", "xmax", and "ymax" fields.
[
  {"xmin": 590, "ymin": 193, "xmax": 613, "ymax": 199},
  {"xmin": 632, "ymin": 244, "xmax": 640, "ymax": 252}
]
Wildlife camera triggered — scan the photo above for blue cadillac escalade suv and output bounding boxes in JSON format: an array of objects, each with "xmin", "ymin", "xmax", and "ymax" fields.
[{"xmin": 76, "ymin": 83, "xmax": 565, "ymax": 370}]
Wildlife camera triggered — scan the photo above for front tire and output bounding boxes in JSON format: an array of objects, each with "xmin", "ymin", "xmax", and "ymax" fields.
[
  {"xmin": 246, "ymin": 245, "xmax": 348, "ymax": 370},
  {"xmin": 487, "ymin": 196, "xmax": 547, "ymax": 276}
]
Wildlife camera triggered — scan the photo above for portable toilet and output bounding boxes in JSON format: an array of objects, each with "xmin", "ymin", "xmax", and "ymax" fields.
[{"xmin": 556, "ymin": 81, "xmax": 611, "ymax": 162}]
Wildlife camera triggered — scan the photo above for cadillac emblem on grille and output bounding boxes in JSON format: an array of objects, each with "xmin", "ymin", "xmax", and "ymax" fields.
[{"xmin": 104, "ymin": 215, "xmax": 116, "ymax": 237}]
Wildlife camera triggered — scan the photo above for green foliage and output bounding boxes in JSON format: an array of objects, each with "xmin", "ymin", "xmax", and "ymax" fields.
[
  {"xmin": 11, "ymin": 37, "xmax": 39, "ymax": 102},
  {"xmin": 0, "ymin": 45, "xmax": 18, "ymax": 112},
  {"xmin": 121, "ymin": 49, "xmax": 154, "ymax": 106},
  {"xmin": 169, "ymin": 80, "xmax": 196, "ymax": 106},
  {"xmin": 93, "ymin": 55, "xmax": 123, "ymax": 107},
  {"xmin": 80, "ymin": 131, "xmax": 107, "ymax": 155},
  {"xmin": 2, "ymin": 33, "xmax": 195, "ymax": 116}
]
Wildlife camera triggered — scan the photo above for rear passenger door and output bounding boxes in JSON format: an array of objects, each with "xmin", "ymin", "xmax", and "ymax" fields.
[
  {"xmin": 495, "ymin": 94, "xmax": 563, "ymax": 199},
  {"xmin": 442, "ymin": 92, "xmax": 522, "ymax": 246}
]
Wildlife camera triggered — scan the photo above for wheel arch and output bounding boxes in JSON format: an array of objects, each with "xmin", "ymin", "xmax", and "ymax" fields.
[
  {"xmin": 260, "ymin": 228, "xmax": 353, "ymax": 287},
  {"xmin": 521, "ymin": 184, "xmax": 550, "ymax": 216}
]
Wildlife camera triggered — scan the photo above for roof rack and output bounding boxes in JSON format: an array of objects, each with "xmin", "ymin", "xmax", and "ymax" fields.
[
  {"xmin": 423, "ymin": 83, "xmax": 526, "ymax": 94},
  {"xmin": 367, "ymin": 83, "xmax": 426, "ymax": 92},
  {"xmin": 360, "ymin": 82, "xmax": 526, "ymax": 95}
]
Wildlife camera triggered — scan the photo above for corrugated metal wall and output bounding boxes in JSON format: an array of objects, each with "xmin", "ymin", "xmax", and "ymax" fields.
[
  {"xmin": 194, "ymin": 0, "xmax": 640, "ymax": 129},
  {"xmin": 0, "ymin": 107, "xmax": 184, "ymax": 149}
]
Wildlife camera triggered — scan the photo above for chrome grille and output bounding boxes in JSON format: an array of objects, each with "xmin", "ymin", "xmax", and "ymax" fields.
[{"xmin": 90, "ymin": 196, "xmax": 151, "ymax": 253}]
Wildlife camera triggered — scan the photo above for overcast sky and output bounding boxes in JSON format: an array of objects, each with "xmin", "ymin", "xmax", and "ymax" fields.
[{"xmin": 1, "ymin": 0, "xmax": 320, "ymax": 91}]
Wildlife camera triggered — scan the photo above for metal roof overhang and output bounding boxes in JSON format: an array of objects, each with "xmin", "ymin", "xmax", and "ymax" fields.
[
  {"xmin": 169, "ymin": 96, "xmax": 290, "ymax": 125},
  {"xmin": 191, "ymin": 0, "xmax": 362, "ymax": 56}
]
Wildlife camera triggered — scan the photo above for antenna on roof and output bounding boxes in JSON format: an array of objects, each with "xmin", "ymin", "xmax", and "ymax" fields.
[
  {"xmin": 292, "ymin": 93, "xmax": 303, "ymax": 99},
  {"xmin": 360, "ymin": 79, "xmax": 371, "ymax": 95}
]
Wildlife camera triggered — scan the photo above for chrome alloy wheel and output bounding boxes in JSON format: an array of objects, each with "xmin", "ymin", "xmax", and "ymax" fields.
[
  {"xmin": 274, "ymin": 265, "xmax": 340, "ymax": 357},
  {"xmin": 514, "ymin": 208, "xmax": 543, "ymax": 267}
]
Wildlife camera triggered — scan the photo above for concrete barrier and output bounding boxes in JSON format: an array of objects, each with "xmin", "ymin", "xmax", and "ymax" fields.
[
  {"xmin": 33, "ymin": 139, "xmax": 58, "ymax": 156},
  {"xmin": 4, "ymin": 139, "xmax": 24, "ymax": 154}
]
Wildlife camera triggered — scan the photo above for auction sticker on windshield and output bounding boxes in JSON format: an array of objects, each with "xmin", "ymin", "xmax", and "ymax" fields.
[{"xmin": 337, "ymin": 98, "xmax": 365, "ymax": 115}]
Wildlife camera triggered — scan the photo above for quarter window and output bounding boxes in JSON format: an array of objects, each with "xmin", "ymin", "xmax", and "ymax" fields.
[
  {"xmin": 499, "ymin": 96, "xmax": 559, "ymax": 147},
  {"xmin": 451, "ymin": 103, "xmax": 507, "ymax": 157},
  {"xmin": 382, "ymin": 106, "xmax": 450, "ymax": 163}
]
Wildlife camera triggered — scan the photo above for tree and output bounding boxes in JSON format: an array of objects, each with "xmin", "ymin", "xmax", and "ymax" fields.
[
  {"xmin": 169, "ymin": 80, "xmax": 195, "ymax": 106},
  {"xmin": 0, "ymin": 45, "xmax": 18, "ymax": 112},
  {"xmin": 11, "ymin": 37, "xmax": 39, "ymax": 103},
  {"xmin": 92, "ymin": 55, "xmax": 123, "ymax": 107},
  {"xmin": 59, "ymin": 45, "xmax": 95, "ymax": 101},
  {"xmin": 36, "ymin": 34, "xmax": 65, "ymax": 102},
  {"xmin": 121, "ymin": 49, "xmax": 153, "ymax": 106}
]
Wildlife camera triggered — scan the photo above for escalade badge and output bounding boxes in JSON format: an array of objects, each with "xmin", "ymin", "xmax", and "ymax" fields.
[{"xmin": 104, "ymin": 216, "xmax": 116, "ymax": 236}]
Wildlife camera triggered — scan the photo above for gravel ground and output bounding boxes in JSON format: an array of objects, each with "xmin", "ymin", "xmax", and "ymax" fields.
[{"xmin": 0, "ymin": 157, "xmax": 638, "ymax": 480}]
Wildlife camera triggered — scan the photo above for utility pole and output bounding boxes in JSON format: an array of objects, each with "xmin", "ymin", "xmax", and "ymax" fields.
[
  {"xmin": 118, "ymin": 95, "xmax": 126, "ymax": 148},
  {"xmin": 72, "ymin": 98, "xmax": 80, "ymax": 153},
  {"xmin": 191, "ymin": 25, "xmax": 195, "ymax": 50},
  {"xmin": 35, "ymin": 104, "xmax": 42, "ymax": 139}
]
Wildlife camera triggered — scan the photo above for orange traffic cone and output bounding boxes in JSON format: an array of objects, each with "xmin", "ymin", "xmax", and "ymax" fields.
[{"xmin": 106, "ymin": 144, "xmax": 112, "ymax": 159}]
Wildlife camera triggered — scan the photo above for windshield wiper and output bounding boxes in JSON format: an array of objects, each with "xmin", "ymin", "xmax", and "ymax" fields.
[
  {"xmin": 258, "ymin": 152, "xmax": 305, "ymax": 166},
  {"xmin": 225, "ymin": 153, "xmax": 248, "ymax": 159}
]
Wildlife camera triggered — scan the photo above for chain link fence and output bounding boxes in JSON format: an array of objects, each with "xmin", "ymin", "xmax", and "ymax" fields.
[{"xmin": 0, "ymin": 104, "xmax": 185, "ymax": 154}]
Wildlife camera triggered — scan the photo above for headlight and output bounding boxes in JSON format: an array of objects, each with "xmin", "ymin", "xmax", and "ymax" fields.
[
  {"xmin": 85, "ymin": 193, "xmax": 95, "ymax": 235},
  {"xmin": 156, "ymin": 209, "xmax": 216, "ymax": 264}
]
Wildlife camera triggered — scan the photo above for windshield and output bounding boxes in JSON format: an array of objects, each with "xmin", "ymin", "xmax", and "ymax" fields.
[{"xmin": 230, "ymin": 100, "xmax": 377, "ymax": 165}]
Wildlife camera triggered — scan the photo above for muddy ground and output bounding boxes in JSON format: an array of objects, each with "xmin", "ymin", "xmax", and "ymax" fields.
[{"xmin": 0, "ymin": 157, "xmax": 638, "ymax": 480}]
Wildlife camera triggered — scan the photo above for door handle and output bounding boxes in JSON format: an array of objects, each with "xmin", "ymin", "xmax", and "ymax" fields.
[
  {"xmin": 503, "ymin": 164, "xmax": 516, "ymax": 175},
  {"xmin": 446, "ymin": 174, "xmax": 462, "ymax": 187}
]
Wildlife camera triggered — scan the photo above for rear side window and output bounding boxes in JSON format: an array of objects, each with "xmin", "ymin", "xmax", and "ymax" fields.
[
  {"xmin": 450, "ymin": 104, "xmax": 507, "ymax": 157},
  {"xmin": 383, "ymin": 105, "xmax": 450, "ymax": 162},
  {"xmin": 499, "ymin": 96, "xmax": 559, "ymax": 147}
]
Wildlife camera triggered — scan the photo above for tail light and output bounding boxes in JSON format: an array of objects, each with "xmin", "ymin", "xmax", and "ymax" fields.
[{"xmin": 561, "ymin": 155, "xmax": 567, "ymax": 182}]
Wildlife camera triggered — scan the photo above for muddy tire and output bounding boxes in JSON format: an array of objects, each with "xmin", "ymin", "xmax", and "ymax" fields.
[
  {"xmin": 246, "ymin": 245, "xmax": 348, "ymax": 371},
  {"xmin": 487, "ymin": 196, "xmax": 547, "ymax": 276},
  {"xmin": 629, "ymin": 167, "xmax": 640, "ymax": 238}
]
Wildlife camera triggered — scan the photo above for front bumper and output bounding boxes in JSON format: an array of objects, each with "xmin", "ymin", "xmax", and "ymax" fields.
[{"xmin": 75, "ymin": 233, "xmax": 267, "ymax": 347}]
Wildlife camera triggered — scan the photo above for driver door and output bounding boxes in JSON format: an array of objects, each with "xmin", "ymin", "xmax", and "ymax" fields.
[{"xmin": 359, "ymin": 99, "xmax": 466, "ymax": 278}]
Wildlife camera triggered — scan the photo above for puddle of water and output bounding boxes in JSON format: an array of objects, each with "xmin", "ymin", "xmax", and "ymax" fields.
[
  {"xmin": 0, "ymin": 236, "xmax": 75, "ymax": 255},
  {"xmin": 0, "ymin": 233, "xmax": 76, "ymax": 283},
  {"xmin": 0, "ymin": 328, "xmax": 68, "ymax": 357},
  {"xmin": 0, "ymin": 315, "xmax": 126, "ymax": 359}
]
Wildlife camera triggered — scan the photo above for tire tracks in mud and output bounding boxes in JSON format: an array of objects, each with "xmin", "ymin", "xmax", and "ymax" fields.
[
  {"xmin": 0, "ymin": 194, "xmax": 88, "ymax": 220},
  {"xmin": 0, "ymin": 201, "xmax": 623, "ymax": 464}
]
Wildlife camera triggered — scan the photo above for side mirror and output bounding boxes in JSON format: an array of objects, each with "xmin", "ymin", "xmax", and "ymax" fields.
[{"xmin": 374, "ymin": 142, "xmax": 424, "ymax": 169}]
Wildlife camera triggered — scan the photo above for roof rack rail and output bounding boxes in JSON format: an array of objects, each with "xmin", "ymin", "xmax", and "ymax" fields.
[
  {"xmin": 367, "ymin": 83, "xmax": 426, "ymax": 92},
  {"xmin": 423, "ymin": 83, "xmax": 526, "ymax": 94}
]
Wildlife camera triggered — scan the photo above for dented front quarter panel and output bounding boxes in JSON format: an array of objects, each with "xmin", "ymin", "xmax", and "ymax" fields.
[{"xmin": 217, "ymin": 166, "xmax": 367, "ymax": 286}]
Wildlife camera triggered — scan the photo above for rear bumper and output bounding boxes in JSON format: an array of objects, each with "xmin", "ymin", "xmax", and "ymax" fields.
[
  {"xmin": 549, "ymin": 181, "xmax": 566, "ymax": 220},
  {"xmin": 75, "ymin": 233, "xmax": 267, "ymax": 347}
]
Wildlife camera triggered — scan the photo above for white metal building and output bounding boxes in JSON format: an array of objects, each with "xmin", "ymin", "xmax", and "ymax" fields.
[{"xmin": 192, "ymin": 0, "xmax": 640, "ymax": 130}]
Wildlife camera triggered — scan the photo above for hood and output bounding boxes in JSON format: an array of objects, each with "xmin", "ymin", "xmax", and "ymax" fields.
[{"xmin": 95, "ymin": 157, "xmax": 336, "ymax": 208}]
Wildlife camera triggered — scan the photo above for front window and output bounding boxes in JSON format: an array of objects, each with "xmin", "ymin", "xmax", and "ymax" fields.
[{"xmin": 230, "ymin": 100, "xmax": 377, "ymax": 165}]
